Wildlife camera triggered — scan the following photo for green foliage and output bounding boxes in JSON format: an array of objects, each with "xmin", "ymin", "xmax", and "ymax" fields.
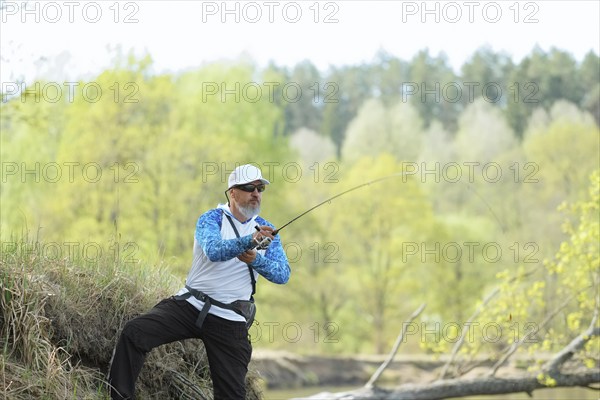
[
  {"xmin": 438, "ymin": 171, "xmax": 600, "ymax": 369},
  {"xmin": 341, "ymin": 99, "xmax": 424, "ymax": 163},
  {"xmin": 334, "ymin": 156, "xmax": 434, "ymax": 353},
  {"xmin": 1, "ymin": 48, "xmax": 599, "ymax": 361},
  {"xmin": 454, "ymin": 99, "xmax": 517, "ymax": 162},
  {"xmin": 545, "ymin": 170, "xmax": 599, "ymax": 318},
  {"xmin": 407, "ymin": 50, "xmax": 459, "ymax": 131},
  {"xmin": 505, "ymin": 48, "xmax": 599, "ymax": 136}
]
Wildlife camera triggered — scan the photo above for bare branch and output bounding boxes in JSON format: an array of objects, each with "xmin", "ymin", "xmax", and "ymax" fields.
[
  {"xmin": 364, "ymin": 303, "xmax": 426, "ymax": 389},
  {"xmin": 440, "ymin": 286, "xmax": 500, "ymax": 379},
  {"xmin": 544, "ymin": 307, "xmax": 599, "ymax": 374},
  {"xmin": 442, "ymin": 267, "xmax": 540, "ymax": 379},
  {"xmin": 300, "ymin": 370, "xmax": 600, "ymax": 400}
]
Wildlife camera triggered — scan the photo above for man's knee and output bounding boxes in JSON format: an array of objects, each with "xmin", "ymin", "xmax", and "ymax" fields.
[{"xmin": 120, "ymin": 318, "xmax": 152, "ymax": 353}]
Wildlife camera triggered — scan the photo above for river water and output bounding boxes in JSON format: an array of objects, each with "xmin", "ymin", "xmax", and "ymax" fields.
[{"xmin": 264, "ymin": 386, "xmax": 599, "ymax": 400}]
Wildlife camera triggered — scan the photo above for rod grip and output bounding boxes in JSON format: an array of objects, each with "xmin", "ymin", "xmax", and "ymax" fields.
[{"xmin": 255, "ymin": 226, "xmax": 279, "ymax": 236}]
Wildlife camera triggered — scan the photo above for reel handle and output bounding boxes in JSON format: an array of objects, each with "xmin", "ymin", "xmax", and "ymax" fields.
[{"xmin": 253, "ymin": 226, "xmax": 276, "ymax": 250}]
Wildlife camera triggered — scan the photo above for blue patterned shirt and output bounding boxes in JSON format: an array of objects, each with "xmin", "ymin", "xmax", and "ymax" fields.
[{"xmin": 176, "ymin": 204, "xmax": 290, "ymax": 321}]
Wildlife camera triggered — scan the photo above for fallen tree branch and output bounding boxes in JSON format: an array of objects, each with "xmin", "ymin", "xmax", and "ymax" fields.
[
  {"xmin": 299, "ymin": 370, "xmax": 600, "ymax": 400},
  {"xmin": 364, "ymin": 303, "xmax": 426, "ymax": 389},
  {"xmin": 300, "ymin": 291, "xmax": 600, "ymax": 400}
]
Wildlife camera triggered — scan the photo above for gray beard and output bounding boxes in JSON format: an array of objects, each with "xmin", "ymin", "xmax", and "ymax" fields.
[{"xmin": 238, "ymin": 204, "xmax": 260, "ymax": 219}]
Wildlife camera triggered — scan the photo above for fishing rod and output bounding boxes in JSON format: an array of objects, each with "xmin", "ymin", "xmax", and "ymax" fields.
[
  {"xmin": 252, "ymin": 170, "xmax": 507, "ymax": 250},
  {"xmin": 252, "ymin": 172, "xmax": 410, "ymax": 249},
  {"xmin": 279, "ymin": 172, "xmax": 414, "ymax": 235}
]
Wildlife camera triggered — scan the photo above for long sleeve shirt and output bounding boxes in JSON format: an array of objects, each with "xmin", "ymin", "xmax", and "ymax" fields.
[{"xmin": 176, "ymin": 203, "xmax": 290, "ymax": 322}]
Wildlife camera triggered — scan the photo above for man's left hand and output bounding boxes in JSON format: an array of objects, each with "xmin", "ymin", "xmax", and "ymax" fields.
[{"xmin": 238, "ymin": 249, "xmax": 257, "ymax": 264}]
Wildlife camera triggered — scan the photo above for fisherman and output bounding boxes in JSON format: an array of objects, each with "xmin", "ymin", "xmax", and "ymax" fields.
[{"xmin": 107, "ymin": 164, "xmax": 291, "ymax": 400}]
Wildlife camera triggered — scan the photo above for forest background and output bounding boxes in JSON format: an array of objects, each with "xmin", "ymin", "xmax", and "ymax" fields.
[{"xmin": 2, "ymin": 44, "xmax": 599, "ymax": 359}]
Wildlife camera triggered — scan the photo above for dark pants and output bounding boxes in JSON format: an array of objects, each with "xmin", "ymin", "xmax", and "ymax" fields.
[{"xmin": 108, "ymin": 297, "xmax": 251, "ymax": 400}]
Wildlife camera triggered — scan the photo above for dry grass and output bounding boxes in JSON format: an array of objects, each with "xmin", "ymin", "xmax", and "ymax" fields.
[{"xmin": 0, "ymin": 237, "xmax": 264, "ymax": 399}]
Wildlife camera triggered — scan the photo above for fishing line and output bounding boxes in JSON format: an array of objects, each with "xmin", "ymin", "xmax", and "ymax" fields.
[{"xmin": 252, "ymin": 171, "xmax": 506, "ymax": 249}]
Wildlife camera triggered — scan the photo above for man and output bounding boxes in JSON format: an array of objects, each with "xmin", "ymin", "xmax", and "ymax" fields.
[{"xmin": 108, "ymin": 164, "xmax": 291, "ymax": 399}]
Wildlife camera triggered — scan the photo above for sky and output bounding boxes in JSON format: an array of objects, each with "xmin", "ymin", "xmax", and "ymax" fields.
[{"xmin": 1, "ymin": 0, "xmax": 599, "ymax": 84}]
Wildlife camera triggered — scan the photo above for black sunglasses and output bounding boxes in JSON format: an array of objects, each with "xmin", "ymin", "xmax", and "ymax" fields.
[{"xmin": 234, "ymin": 183, "xmax": 266, "ymax": 193}]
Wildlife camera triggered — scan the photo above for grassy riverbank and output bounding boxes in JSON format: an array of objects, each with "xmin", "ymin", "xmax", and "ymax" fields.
[
  {"xmin": 2, "ymin": 238, "xmax": 596, "ymax": 399},
  {"xmin": 0, "ymin": 237, "xmax": 262, "ymax": 399}
]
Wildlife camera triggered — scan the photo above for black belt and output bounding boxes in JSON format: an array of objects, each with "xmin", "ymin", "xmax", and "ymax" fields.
[
  {"xmin": 175, "ymin": 285, "xmax": 255, "ymax": 329},
  {"xmin": 178, "ymin": 212, "xmax": 257, "ymax": 329}
]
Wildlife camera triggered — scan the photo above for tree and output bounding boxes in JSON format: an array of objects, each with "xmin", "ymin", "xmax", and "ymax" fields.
[
  {"xmin": 369, "ymin": 49, "xmax": 410, "ymax": 105},
  {"xmin": 320, "ymin": 64, "xmax": 373, "ymax": 156},
  {"xmin": 447, "ymin": 99, "xmax": 518, "ymax": 240},
  {"xmin": 329, "ymin": 155, "xmax": 435, "ymax": 353},
  {"xmin": 454, "ymin": 98, "xmax": 517, "ymax": 163},
  {"xmin": 406, "ymin": 49, "xmax": 459, "ymax": 131},
  {"xmin": 506, "ymin": 47, "xmax": 584, "ymax": 137},
  {"xmin": 523, "ymin": 107, "xmax": 550, "ymax": 140},
  {"xmin": 289, "ymin": 128, "xmax": 336, "ymax": 165},
  {"xmin": 578, "ymin": 51, "xmax": 600, "ymax": 125},
  {"xmin": 282, "ymin": 60, "xmax": 324, "ymax": 135},
  {"xmin": 418, "ymin": 120, "xmax": 454, "ymax": 165},
  {"xmin": 305, "ymin": 171, "xmax": 599, "ymax": 399},
  {"xmin": 520, "ymin": 104, "xmax": 598, "ymax": 246},
  {"xmin": 461, "ymin": 46, "xmax": 514, "ymax": 94},
  {"xmin": 341, "ymin": 99, "xmax": 424, "ymax": 163}
]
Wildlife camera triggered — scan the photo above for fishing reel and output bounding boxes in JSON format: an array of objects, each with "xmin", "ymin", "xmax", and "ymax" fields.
[
  {"xmin": 252, "ymin": 227, "xmax": 273, "ymax": 250},
  {"xmin": 255, "ymin": 236, "xmax": 272, "ymax": 250}
]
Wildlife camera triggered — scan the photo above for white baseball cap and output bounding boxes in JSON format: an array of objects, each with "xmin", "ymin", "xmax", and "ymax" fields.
[{"xmin": 227, "ymin": 164, "xmax": 270, "ymax": 189}]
